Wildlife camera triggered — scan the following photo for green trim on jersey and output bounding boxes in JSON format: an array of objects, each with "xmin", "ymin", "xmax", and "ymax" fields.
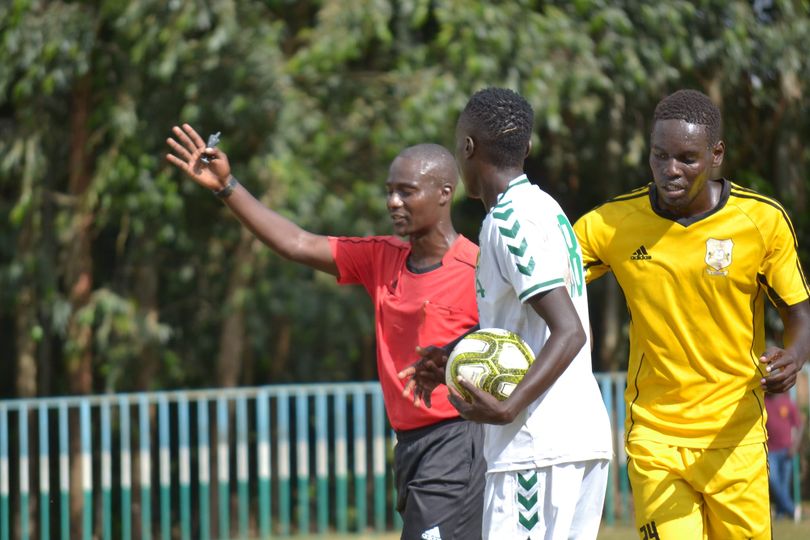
[{"xmin": 519, "ymin": 279, "xmax": 564, "ymax": 301}]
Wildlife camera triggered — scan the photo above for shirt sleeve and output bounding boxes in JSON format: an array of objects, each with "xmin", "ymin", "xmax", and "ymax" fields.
[
  {"xmin": 490, "ymin": 206, "xmax": 570, "ymax": 303},
  {"xmin": 328, "ymin": 236, "xmax": 379, "ymax": 287},
  {"xmin": 759, "ymin": 208, "xmax": 810, "ymax": 307},
  {"xmin": 573, "ymin": 210, "xmax": 612, "ymax": 284}
]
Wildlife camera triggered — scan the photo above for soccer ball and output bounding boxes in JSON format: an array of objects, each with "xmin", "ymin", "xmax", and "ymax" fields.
[{"xmin": 446, "ymin": 328, "xmax": 535, "ymax": 401}]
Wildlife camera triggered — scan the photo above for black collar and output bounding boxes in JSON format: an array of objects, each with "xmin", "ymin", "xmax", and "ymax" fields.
[
  {"xmin": 406, "ymin": 259, "xmax": 442, "ymax": 274},
  {"xmin": 649, "ymin": 178, "xmax": 730, "ymax": 227}
]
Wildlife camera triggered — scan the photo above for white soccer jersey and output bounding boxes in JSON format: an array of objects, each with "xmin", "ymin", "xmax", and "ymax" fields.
[{"xmin": 476, "ymin": 175, "xmax": 612, "ymax": 471}]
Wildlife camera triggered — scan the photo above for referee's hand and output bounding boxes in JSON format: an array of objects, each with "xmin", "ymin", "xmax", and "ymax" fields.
[
  {"xmin": 398, "ymin": 346, "xmax": 448, "ymax": 408},
  {"xmin": 166, "ymin": 123, "xmax": 232, "ymax": 191}
]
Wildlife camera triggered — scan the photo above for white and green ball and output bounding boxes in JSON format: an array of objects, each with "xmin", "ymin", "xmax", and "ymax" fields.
[{"xmin": 446, "ymin": 328, "xmax": 535, "ymax": 402}]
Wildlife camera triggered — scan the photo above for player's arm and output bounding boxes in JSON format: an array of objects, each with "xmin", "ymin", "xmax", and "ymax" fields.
[
  {"xmin": 573, "ymin": 212, "xmax": 610, "ymax": 284},
  {"xmin": 449, "ymin": 287, "xmax": 585, "ymax": 425},
  {"xmin": 166, "ymin": 124, "xmax": 337, "ymax": 276},
  {"xmin": 760, "ymin": 299, "xmax": 810, "ymax": 393}
]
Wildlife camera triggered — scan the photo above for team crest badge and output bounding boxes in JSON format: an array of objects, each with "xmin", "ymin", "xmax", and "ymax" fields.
[{"xmin": 705, "ymin": 238, "xmax": 733, "ymax": 275}]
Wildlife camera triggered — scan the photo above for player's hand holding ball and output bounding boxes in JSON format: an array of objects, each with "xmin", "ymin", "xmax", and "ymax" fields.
[
  {"xmin": 445, "ymin": 328, "xmax": 534, "ymax": 401},
  {"xmin": 447, "ymin": 376, "xmax": 514, "ymax": 425},
  {"xmin": 446, "ymin": 328, "xmax": 534, "ymax": 425},
  {"xmin": 166, "ymin": 124, "xmax": 232, "ymax": 192}
]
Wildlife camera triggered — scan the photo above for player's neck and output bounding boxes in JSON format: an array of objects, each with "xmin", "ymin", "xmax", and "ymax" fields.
[
  {"xmin": 482, "ymin": 168, "xmax": 525, "ymax": 210},
  {"xmin": 687, "ymin": 178, "xmax": 723, "ymax": 216}
]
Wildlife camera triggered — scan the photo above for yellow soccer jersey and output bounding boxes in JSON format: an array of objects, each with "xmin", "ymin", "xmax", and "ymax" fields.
[{"xmin": 574, "ymin": 179, "xmax": 809, "ymax": 448}]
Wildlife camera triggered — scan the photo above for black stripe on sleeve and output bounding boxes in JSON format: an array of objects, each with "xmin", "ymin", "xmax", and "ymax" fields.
[
  {"xmin": 728, "ymin": 189, "xmax": 799, "ymax": 249},
  {"xmin": 757, "ymin": 273, "xmax": 788, "ymax": 309}
]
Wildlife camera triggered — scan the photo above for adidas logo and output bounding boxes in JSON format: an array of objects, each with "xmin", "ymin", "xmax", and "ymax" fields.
[
  {"xmin": 421, "ymin": 526, "xmax": 442, "ymax": 540},
  {"xmin": 630, "ymin": 245, "xmax": 652, "ymax": 260}
]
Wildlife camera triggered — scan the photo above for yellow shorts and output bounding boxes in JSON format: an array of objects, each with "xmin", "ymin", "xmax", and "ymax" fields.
[{"xmin": 626, "ymin": 440, "xmax": 771, "ymax": 540}]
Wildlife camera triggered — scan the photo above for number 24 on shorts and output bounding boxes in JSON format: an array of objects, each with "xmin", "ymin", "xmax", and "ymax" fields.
[{"xmin": 640, "ymin": 521, "xmax": 660, "ymax": 540}]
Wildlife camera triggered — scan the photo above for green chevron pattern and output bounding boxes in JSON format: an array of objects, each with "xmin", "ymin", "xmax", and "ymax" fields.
[
  {"xmin": 519, "ymin": 512, "xmax": 539, "ymax": 530},
  {"xmin": 498, "ymin": 220, "xmax": 520, "ymax": 239},
  {"xmin": 517, "ymin": 491, "xmax": 537, "ymax": 508},
  {"xmin": 492, "ymin": 201, "xmax": 535, "ymax": 277},
  {"xmin": 507, "ymin": 238, "xmax": 528, "ymax": 257},
  {"xmin": 517, "ymin": 471, "xmax": 537, "ymax": 490},
  {"xmin": 492, "ymin": 207, "xmax": 514, "ymax": 221},
  {"xmin": 516, "ymin": 257, "xmax": 535, "ymax": 276},
  {"xmin": 517, "ymin": 470, "xmax": 539, "ymax": 533}
]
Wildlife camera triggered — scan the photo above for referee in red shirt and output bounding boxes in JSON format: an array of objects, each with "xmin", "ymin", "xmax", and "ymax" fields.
[{"xmin": 167, "ymin": 125, "xmax": 485, "ymax": 540}]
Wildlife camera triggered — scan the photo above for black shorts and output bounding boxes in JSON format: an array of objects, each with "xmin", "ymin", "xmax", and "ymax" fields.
[{"xmin": 394, "ymin": 417, "xmax": 486, "ymax": 540}]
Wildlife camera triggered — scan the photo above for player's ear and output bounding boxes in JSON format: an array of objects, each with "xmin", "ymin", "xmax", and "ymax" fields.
[
  {"xmin": 525, "ymin": 139, "xmax": 532, "ymax": 159},
  {"xmin": 711, "ymin": 140, "xmax": 725, "ymax": 168},
  {"xmin": 464, "ymin": 136, "xmax": 475, "ymax": 159},
  {"xmin": 439, "ymin": 182, "xmax": 453, "ymax": 205}
]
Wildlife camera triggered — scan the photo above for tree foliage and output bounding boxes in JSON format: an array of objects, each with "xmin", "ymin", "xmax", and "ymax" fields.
[{"xmin": 1, "ymin": 0, "xmax": 808, "ymax": 396}]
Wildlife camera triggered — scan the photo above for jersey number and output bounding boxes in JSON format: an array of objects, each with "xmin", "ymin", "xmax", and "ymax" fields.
[
  {"xmin": 556, "ymin": 214, "xmax": 584, "ymax": 297},
  {"xmin": 639, "ymin": 521, "xmax": 660, "ymax": 540}
]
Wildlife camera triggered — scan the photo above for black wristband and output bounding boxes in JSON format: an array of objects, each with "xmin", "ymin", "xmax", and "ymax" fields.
[{"xmin": 212, "ymin": 176, "xmax": 238, "ymax": 199}]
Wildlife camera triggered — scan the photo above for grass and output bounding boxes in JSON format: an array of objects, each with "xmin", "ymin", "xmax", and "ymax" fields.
[
  {"xmin": 596, "ymin": 501, "xmax": 810, "ymax": 539},
  {"xmin": 293, "ymin": 513, "xmax": 810, "ymax": 539},
  {"xmin": 598, "ymin": 519, "xmax": 810, "ymax": 540},
  {"xmin": 300, "ymin": 521, "xmax": 808, "ymax": 539}
]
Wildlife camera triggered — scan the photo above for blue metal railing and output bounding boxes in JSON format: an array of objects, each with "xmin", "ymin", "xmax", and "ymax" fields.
[
  {"xmin": 1, "ymin": 370, "xmax": 808, "ymax": 539},
  {"xmin": 0, "ymin": 383, "xmax": 399, "ymax": 539}
]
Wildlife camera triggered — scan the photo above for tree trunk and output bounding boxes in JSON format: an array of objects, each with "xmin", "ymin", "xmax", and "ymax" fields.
[
  {"xmin": 594, "ymin": 93, "xmax": 628, "ymax": 373},
  {"xmin": 216, "ymin": 232, "xmax": 255, "ymax": 387},
  {"xmin": 35, "ymin": 160, "xmax": 58, "ymax": 396},
  {"xmin": 15, "ymin": 290, "xmax": 38, "ymax": 396},
  {"xmin": 268, "ymin": 316, "xmax": 292, "ymax": 381},
  {"xmin": 775, "ymin": 126, "xmax": 806, "ymax": 214},
  {"xmin": 133, "ymin": 261, "xmax": 161, "ymax": 391},
  {"xmin": 64, "ymin": 72, "xmax": 95, "ymax": 533},
  {"xmin": 65, "ymin": 72, "xmax": 94, "ymax": 395},
  {"xmin": 15, "ymin": 215, "xmax": 38, "ymax": 398}
]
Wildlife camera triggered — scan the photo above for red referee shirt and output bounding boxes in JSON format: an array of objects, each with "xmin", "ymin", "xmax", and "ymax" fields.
[{"xmin": 329, "ymin": 235, "xmax": 479, "ymax": 431}]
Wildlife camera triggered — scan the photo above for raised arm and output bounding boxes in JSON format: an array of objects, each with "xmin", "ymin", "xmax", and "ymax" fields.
[{"xmin": 166, "ymin": 124, "xmax": 337, "ymax": 275}]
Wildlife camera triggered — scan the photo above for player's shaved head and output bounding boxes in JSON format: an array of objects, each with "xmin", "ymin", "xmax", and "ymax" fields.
[{"xmin": 397, "ymin": 143, "xmax": 458, "ymax": 188}]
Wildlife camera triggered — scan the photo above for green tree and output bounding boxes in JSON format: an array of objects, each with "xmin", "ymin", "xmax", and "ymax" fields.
[{"xmin": 2, "ymin": 0, "xmax": 809, "ymax": 399}]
